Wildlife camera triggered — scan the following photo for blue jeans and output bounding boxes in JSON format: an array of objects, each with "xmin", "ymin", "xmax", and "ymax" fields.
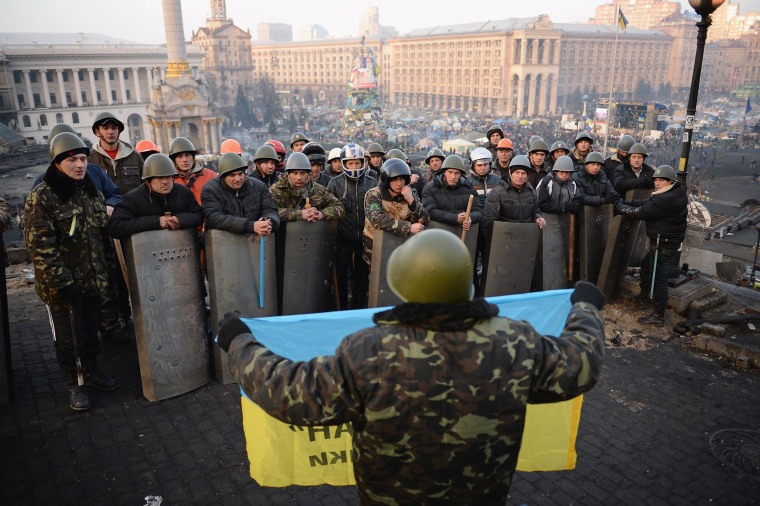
[{"xmin": 639, "ymin": 242, "xmax": 678, "ymax": 314}]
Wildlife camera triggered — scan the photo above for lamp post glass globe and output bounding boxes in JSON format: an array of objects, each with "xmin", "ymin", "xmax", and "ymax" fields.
[{"xmin": 688, "ymin": 0, "xmax": 725, "ymax": 16}]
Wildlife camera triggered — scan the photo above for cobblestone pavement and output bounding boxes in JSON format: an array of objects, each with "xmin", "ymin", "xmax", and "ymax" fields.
[{"xmin": 1, "ymin": 304, "xmax": 759, "ymax": 505}]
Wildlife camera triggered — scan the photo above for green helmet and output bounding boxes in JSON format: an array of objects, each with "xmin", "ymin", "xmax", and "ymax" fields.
[
  {"xmin": 218, "ymin": 152, "xmax": 248, "ymax": 178},
  {"xmin": 628, "ymin": 143, "xmax": 648, "ymax": 158},
  {"xmin": 91, "ymin": 111, "xmax": 124, "ymax": 135},
  {"xmin": 552, "ymin": 155, "xmax": 575, "ymax": 172},
  {"xmin": 386, "ymin": 148, "xmax": 409, "ymax": 162},
  {"xmin": 574, "ymin": 132, "xmax": 593, "ymax": 145},
  {"xmin": 509, "ymin": 155, "xmax": 531, "ymax": 173},
  {"xmin": 528, "ymin": 138, "xmax": 550, "ymax": 154},
  {"xmin": 387, "ymin": 229, "xmax": 474, "ymax": 303},
  {"xmin": 49, "ymin": 123, "xmax": 77, "ymax": 142},
  {"xmin": 616, "ymin": 135, "xmax": 635, "ymax": 152},
  {"xmin": 254, "ymin": 144, "xmax": 278, "ymax": 163},
  {"xmin": 50, "ymin": 132, "xmax": 89, "ymax": 164},
  {"xmin": 584, "ymin": 151, "xmax": 605, "ymax": 165},
  {"xmin": 550, "ymin": 141, "xmax": 569, "ymax": 155},
  {"xmin": 285, "ymin": 152, "xmax": 311, "ymax": 172},
  {"xmin": 142, "ymin": 153, "xmax": 178, "ymax": 180},
  {"xmin": 425, "ymin": 148, "xmax": 445, "ymax": 164},
  {"xmin": 289, "ymin": 132, "xmax": 309, "ymax": 148},
  {"xmin": 486, "ymin": 124, "xmax": 504, "ymax": 140},
  {"xmin": 367, "ymin": 142, "xmax": 385, "ymax": 156},
  {"xmin": 169, "ymin": 137, "xmax": 197, "ymax": 159},
  {"xmin": 653, "ymin": 165, "xmax": 677, "ymax": 181},
  {"xmin": 441, "ymin": 154, "xmax": 466, "ymax": 174}
]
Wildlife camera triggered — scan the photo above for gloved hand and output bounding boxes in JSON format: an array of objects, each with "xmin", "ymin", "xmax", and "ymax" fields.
[
  {"xmin": 605, "ymin": 193, "xmax": 617, "ymax": 204},
  {"xmin": 59, "ymin": 284, "xmax": 82, "ymax": 303},
  {"xmin": 217, "ymin": 312, "xmax": 251, "ymax": 352},
  {"xmin": 570, "ymin": 281, "xmax": 605, "ymax": 310}
]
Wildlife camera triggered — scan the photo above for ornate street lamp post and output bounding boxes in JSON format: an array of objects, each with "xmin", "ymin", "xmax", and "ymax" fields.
[{"xmin": 678, "ymin": 0, "xmax": 726, "ymax": 186}]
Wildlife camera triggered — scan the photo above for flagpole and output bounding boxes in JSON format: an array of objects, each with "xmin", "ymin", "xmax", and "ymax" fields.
[{"xmin": 602, "ymin": 6, "xmax": 621, "ymax": 157}]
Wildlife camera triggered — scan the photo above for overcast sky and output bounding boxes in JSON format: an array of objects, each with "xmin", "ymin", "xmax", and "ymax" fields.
[{"xmin": 1, "ymin": 1, "xmax": 759, "ymax": 44}]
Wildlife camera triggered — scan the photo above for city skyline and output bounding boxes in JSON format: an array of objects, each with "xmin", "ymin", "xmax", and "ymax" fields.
[{"xmin": 4, "ymin": 0, "xmax": 759, "ymax": 45}]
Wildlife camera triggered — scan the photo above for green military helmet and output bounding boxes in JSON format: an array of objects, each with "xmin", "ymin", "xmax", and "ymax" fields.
[
  {"xmin": 91, "ymin": 111, "xmax": 124, "ymax": 135},
  {"xmin": 217, "ymin": 153, "xmax": 248, "ymax": 178},
  {"xmin": 386, "ymin": 148, "xmax": 409, "ymax": 162},
  {"xmin": 441, "ymin": 154, "xmax": 467, "ymax": 174},
  {"xmin": 285, "ymin": 152, "xmax": 311, "ymax": 172},
  {"xmin": 49, "ymin": 123, "xmax": 77, "ymax": 142},
  {"xmin": 628, "ymin": 143, "xmax": 648, "ymax": 158},
  {"xmin": 550, "ymin": 141, "xmax": 570, "ymax": 155},
  {"xmin": 367, "ymin": 142, "xmax": 385, "ymax": 156},
  {"xmin": 616, "ymin": 135, "xmax": 635, "ymax": 153},
  {"xmin": 552, "ymin": 155, "xmax": 576, "ymax": 172},
  {"xmin": 142, "ymin": 153, "xmax": 178, "ymax": 180},
  {"xmin": 509, "ymin": 154, "xmax": 531, "ymax": 173},
  {"xmin": 254, "ymin": 144, "xmax": 278, "ymax": 163},
  {"xmin": 425, "ymin": 148, "xmax": 445, "ymax": 164},
  {"xmin": 50, "ymin": 132, "xmax": 89, "ymax": 164},
  {"xmin": 387, "ymin": 229, "xmax": 474, "ymax": 303},
  {"xmin": 289, "ymin": 132, "xmax": 310, "ymax": 148},
  {"xmin": 574, "ymin": 132, "xmax": 593, "ymax": 145},
  {"xmin": 169, "ymin": 137, "xmax": 197, "ymax": 159},
  {"xmin": 486, "ymin": 124, "xmax": 504, "ymax": 140},
  {"xmin": 528, "ymin": 137, "xmax": 550, "ymax": 154},
  {"xmin": 653, "ymin": 165, "xmax": 677, "ymax": 181},
  {"xmin": 584, "ymin": 151, "xmax": 605, "ymax": 164}
]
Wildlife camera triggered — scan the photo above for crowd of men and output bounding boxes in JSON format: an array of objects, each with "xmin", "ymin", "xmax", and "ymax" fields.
[{"xmin": 23, "ymin": 114, "xmax": 686, "ymax": 413}]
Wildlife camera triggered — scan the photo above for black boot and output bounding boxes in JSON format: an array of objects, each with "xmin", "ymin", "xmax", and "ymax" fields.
[
  {"xmin": 637, "ymin": 311, "xmax": 665, "ymax": 326},
  {"xmin": 67, "ymin": 374, "xmax": 91, "ymax": 411},
  {"xmin": 84, "ymin": 370, "xmax": 118, "ymax": 391}
]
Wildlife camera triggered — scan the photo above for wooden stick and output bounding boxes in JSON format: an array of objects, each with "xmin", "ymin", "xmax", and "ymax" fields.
[
  {"xmin": 113, "ymin": 239, "xmax": 130, "ymax": 296},
  {"xmin": 568, "ymin": 213, "xmax": 575, "ymax": 281},
  {"xmin": 461, "ymin": 194, "xmax": 475, "ymax": 242}
]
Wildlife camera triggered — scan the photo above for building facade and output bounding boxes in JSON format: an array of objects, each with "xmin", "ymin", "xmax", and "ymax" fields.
[
  {"xmin": 0, "ymin": 33, "xmax": 203, "ymax": 146},
  {"xmin": 592, "ymin": 0, "xmax": 681, "ymax": 30}
]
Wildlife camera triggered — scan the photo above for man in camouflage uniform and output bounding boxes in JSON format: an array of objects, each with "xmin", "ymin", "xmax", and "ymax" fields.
[
  {"xmin": 25, "ymin": 133, "xmax": 118, "ymax": 412},
  {"xmin": 270, "ymin": 152, "xmax": 344, "ymax": 223},
  {"xmin": 363, "ymin": 158, "xmax": 428, "ymax": 267},
  {"xmin": 217, "ymin": 229, "xmax": 606, "ymax": 505}
]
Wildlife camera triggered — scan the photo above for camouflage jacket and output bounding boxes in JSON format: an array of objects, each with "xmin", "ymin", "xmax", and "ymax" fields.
[
  {"xmin": 227, "ymin": 298, "xmax": 605, "ymax": 505},
  {"xmin": 362, "ymin": 185, "xmax": 429, "ymax": 265},
  {"xmin": 269, "ymin": 177, "xmax": 345, "ymax": 222},
  {"xmin": 24, "ymin": 164, "xmax": 113, "ymax": 305}
]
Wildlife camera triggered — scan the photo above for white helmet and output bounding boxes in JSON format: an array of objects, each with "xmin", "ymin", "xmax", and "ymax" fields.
[
  {"xmin": 340, "ymin": 143, "xmax": 367, "ymax": 178},
  {"xmin": 327, "ymin": 147, "xmax": 342, "ymax": 163},
  {"xmin": 470, "ymin": 147, "xmax": 492, "ymax": 164}
]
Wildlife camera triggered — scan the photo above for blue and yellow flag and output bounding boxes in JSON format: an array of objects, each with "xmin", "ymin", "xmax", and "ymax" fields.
[{"xmin": 618, "ymin": 7, "xmax": 629, "ymax": 31}]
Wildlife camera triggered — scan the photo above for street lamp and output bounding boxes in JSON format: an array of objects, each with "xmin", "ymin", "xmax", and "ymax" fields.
[{"xmin": 679, "ymin": 0, "xmax": 726, "ymax": 186}]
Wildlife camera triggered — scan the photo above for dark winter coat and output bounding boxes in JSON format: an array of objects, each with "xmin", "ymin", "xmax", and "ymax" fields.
[
  {"xmin": 572, "ymin": 168, "xmax": 620, "ymax": 207},
  {"xmin": 201, "ymin": 177, "xmax": 280, "ymax": 234},
  {"xmin": 327, "ymin": 171, "xmax": 377, "ymax": 244},
  {"xmin": 482, "ymin": 178, "xmax": 542, "ymax": 235},
  {"xmin": 422, "ymin": 173, "xmax": 483, "ymax": 226},
  {"xmin": 622, "ymin": 181, "xmax": 688, "ymax": 244},
  {"xmin": 613, "ymin": 161, "xmax": 655, "ymax": 194},
  {"xmin": 468, "ymin": 171, "xmax": 502, "ymax": 206},
  {"xmin": 108, "ymin": 183, "xmax": 203, "ymax": 239},
  {"xmin": 536, "ymin": 173, "xmax": 582, "ymax": 214}
]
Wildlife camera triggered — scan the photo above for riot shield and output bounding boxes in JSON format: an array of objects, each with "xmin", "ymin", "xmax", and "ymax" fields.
[
  {"xmin": 597, "ymin": 188, "xmax": 652, "ymax": 298},
  {"xmin": 122, "ymin": 229, "xmax": 211, "ymax": 401},
  {"xmin": 481, "ymin": 222, "xmax": 540, "ymax": 297},
  {"xmin": 367, "ymin": 230, "xmax": 406, "ymax": 308},
  {"xmin": 276, "ymin": 221, "xmax": 337, "ymax": 315},
  {"xmin": 428, "ymin": 221, "xmax": 479, "ymax": 264},
  {"xmin": 535, "ymin": 213, "xmax": 572, "ymax": 291},
  {"xmin": 206, "ymin": 230, "xmax": 277, "ymax": 384},
  {"xmin": 578, "ymin": 204, "xmax": 613, "ymax": 284}
]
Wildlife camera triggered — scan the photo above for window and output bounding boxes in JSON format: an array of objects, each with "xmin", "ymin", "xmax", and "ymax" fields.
[
  {"xmin": 56, "ymin": 113, "xmax": 63, "ymax": 124},
  {"xmin": 123, "ymin": 69, "xmax": 130, "ymax": 79},
  {"xmin": 30, "ymin": 72, "xmax": 38, "ymax": 83},
  {"xmin": 63, "ymin": 72, "xmax": 69, "ymax": 82},
  {"xmin": 72, "ymin": 112, "xmax": 80, "ymax": 124},
  {"xmin": 46, "ymin": 72, "xmax": 53, "ymax": 83},
  {"xmin": 78, "ymin": 70, "xmax": 85, "ymax": 81},
  {"xmin": 111, "ymin": 90, "xmax": 117, "ymax": 101},
  {"xmin": 96, "ymin": 91, "xmax": 102, "ymax": 101},
  {"xmin": 81, "ymin": 91, "xmax": 87, "ymax": 103},
  {"xmin": 109, "ymin": 70, "xmax": 115, "ymax": 80},
  {"xmin": 50, "ymin": 92, "xmax": 57, "ymax": 104},
  {"xmin": 40, "ymin": 114, "xmax": 48, "ymax": 126},
  {"xmin": 66, "ymin": 92, "xmax": 72, "ymax": 105},
  {"xmin": 13, "ymin": 71, "xmax": 21, "ymax": 84},
  {"xmin": 33, "ymin": 93, "xmax": 41, "ymax": 107},
  {"xmin": 126, "ymin": 90, "xmax": 131, "ymax": 100},
  {"xmin": 94, "ymin": 71, "xmax": 99, "ymax": 81},
  {"xmin": 17, "ymin": 94, "xmax": 25, "ymax": 106},
  {"xmin": 23, "ymin": 115, "xmax": 31, "ymax": 127}
]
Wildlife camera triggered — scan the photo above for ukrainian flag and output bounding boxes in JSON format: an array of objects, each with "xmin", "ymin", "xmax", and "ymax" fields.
[{"xmin": 618, "ymin": 7, "xmax": 629, "ymax": 31}]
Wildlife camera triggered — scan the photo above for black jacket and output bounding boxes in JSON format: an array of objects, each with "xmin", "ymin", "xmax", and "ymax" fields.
[
  {"xmin": 623, "ymin": 182, "xmax": 688, "ymax": 244},
  {"xmin": 536, "ymin": 173, "xmax": 581, "ymax": 214},
  {"xmin": 572, "ymin": 168, "xmax": 620, "ymax": 207},
  {"xmin": 327, "ymin": 171, "xmax": 377, "ymax": 244},
  {"xmin": 422, "ymin": 173, "xmax": 483, "ymax": 226},
  {"xmin": 614, "ymin": 161, "xmax": 654, "ymax": 194},
  {"xmin": 482, "ymin": 177, "xmax": 542, "ymax": 235},
  {"xmin": 108, "ymin": 183, "xmax": 203, "ymax": 239},
  {"xmin": 250, "ymin": 168, "xmax": 280, "ymax": 187},
  {"xmin": 200, "ymin": 177, "xmax": 280, "ymax": 234}
]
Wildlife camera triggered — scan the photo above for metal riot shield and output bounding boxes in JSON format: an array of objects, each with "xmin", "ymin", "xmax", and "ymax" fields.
[
  {"xmin": 428, "ymin": 221, "xmax": 479, "ymax": 264},
  {"xmin": 122, "ymin": 229, "xmax": 211, "ymax": 401},
  {"xmin": 367, "ymin": 230, "xmax": 406, "ymax": 308},
  {"xmin": 276, "ymin": 220, "xmax": 337, "ymax": 315},
  {"xmin": 481, "ymin": 222, "xmax": 540, "ymax": 297},
  {"xmin": 206, "ymin": 230, "xmax": 277, "ymax": 384},
  {"xmin": 536, "ymin": 213, "xmax": 572, "ymax": 291},
  {"xmin": 597, "ymin": 188, "xmax": 652, "ymax": 298},
  {"xmin": 578, "ymin": 204, "xmax": 613, "ymax": 284}
]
